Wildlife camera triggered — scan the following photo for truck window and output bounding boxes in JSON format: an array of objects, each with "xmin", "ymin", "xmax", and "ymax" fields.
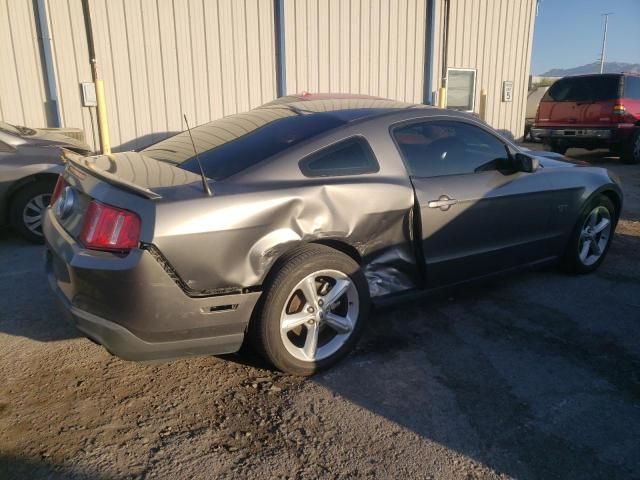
[
  {"xmin": 543, "ymin": 76, "xmax": 620, "ymax": 102},
  {"xmin": 624, "ymin": 76, "xmax": 640, "ymax": 100}
]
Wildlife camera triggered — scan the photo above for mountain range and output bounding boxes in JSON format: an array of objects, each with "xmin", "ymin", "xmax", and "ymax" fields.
[{"xmin": 541, "ymin": 61, "xmax": 640, "ymax": 77}]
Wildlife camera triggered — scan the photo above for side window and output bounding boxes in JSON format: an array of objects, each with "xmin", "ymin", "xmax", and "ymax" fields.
[
  {"xmin": 393, "ymin": 121, "xmax": 510, "ymax": 177},
  {"xmin": 544, "ymin": 78, "xmax": 574, "ymax": 101},
  {"xmin": 299, "ymin": 137, "xmax": 379, "ymax": 177},
  {"xmin": 624, "ymin": 76, "xmax": 640, "ymax": 100}
]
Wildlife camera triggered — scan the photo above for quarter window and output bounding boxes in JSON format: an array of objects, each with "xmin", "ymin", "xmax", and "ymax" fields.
[
  {"xmin": 624, "ymin": 76, "xmax": 640, "ymax": 100},
  {"xmin": 393, "ymin": 121, "xmax": 510, "ymax": 177},
  {"xmin": 299, "ymin": 138, "xmax": 379, "ymax": 177}
]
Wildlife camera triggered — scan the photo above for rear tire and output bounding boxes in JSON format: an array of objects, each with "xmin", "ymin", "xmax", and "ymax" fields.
[
  {"xmin": 9, "ymin": 179, "xmax": 56, "ymax": 243},
  {"xmin": 561, "ymin": 194, "xmax": 616, "ymax": 274},
  {"xmin": 547, "ymin": 142, "xmax": 568, "ymax": 155},
  {"xmin": 620, "ymin": 130, "xmax": 640, "ymax": 164},
  {"xmin": 248, "ymin": 244, "xmax": 370, "ymax": 376}
]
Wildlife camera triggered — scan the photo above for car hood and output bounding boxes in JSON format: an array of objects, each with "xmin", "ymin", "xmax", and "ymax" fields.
[
  {"xmin": 29, "ymin": 129, "xmax": 91, "ymax": 152},
  {"xmin": 524, "ymin": 149, "xmax": 582, "ymax": 168}
]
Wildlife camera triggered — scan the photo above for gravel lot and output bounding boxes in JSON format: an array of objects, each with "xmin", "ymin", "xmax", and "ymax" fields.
[{"xmin": 1, "ymin": 148, "xmax": 639, "ymax": 479}]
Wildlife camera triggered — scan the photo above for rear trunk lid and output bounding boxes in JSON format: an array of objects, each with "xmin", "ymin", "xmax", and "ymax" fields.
[
  {"xmin": 63, "ymin": 150, "xmax": 204, "ymax": 198},
  {"xmin": 54, "ymin": 151, "xmax": 204, "ymax": 242}
]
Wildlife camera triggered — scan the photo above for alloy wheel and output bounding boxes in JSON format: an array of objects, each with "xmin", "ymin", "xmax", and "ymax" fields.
[
  {"xmin": 578, "ymin": 206, "xmax": 611, "ymax": 266},
  {"xmin": 22, "ymin": 193, "xmax": 51, "ymax": 237},
  {"xmin": 280, "ymin": 269, "xmax": 359, "ymax": 362}
]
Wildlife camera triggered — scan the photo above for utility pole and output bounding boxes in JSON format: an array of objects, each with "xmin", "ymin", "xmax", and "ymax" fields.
[{"xmin": 599, "ymin": 13, "xmax": 613, "ymax": 74}]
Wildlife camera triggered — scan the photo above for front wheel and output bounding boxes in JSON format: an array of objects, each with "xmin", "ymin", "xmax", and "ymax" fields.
[
  {"xmin": 561, "ymin": 195, "xmax": 616, "ymax": 274},
  {"xmin": 249, "ymin": 244, "xmax": 370, "ymax": 376}
]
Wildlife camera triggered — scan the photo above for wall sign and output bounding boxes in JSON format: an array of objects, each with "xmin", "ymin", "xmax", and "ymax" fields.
[{"xmin": 502, "ymin": 81, "xmax": 513, "ymax": 102}]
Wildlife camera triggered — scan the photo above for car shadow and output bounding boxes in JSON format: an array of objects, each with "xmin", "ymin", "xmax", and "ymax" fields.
[
  {"xmin": 0, "ymin": 229, "xmax": 79, "ymax": 342},
  {"xmin": 0, "ymin": 454, "xmax": 112, "ymax": 480}
]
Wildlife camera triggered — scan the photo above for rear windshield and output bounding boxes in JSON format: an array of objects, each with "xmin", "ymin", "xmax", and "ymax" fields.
[
  {"xmin": 623, "ymin": 76, "xmax": 640, "ymax": 100},
  {"xmin": 142, "ymin": 105, "xmax": 392, "ymax": 180},
  {"xmin": 542, "ymin": 75, "xmax": 621, "ymax": 102}
]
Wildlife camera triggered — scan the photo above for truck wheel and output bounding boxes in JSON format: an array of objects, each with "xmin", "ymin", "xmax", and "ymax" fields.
[
  {"xmin": 561, "ymin": 194, "xmax": 616, "ymax": 274},
  {"xmin": 621, "ymin": 130, "xmax": 640, "ymax": 164},
  {"xmin": 249, "ymin": 244, "xmax": 370, "ymax": 376},
  {"xmin": 9, "ymin": 179, "xmax": 56, "ymax": 243},
  {"xmin": 548, "ymin": 142, "xmax": 568, "ymax": 155}
]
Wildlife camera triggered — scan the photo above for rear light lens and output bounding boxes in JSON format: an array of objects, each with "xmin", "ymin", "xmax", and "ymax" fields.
[
  {"xmin": 613, "ymin": 104, "xmax": 626, "ymax": 115},
  {"xmin": 50, "ymin": 175, "xmax": 65, "ymax": 206},
  {"xmin": 79, "ymin": 200, "xmax": 141, "ymax": 252}
]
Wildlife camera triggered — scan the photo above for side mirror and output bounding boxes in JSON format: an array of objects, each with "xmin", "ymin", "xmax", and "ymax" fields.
[{"xmin": 514, "ymin": 153, "xmax": 540, "ymax": 173}]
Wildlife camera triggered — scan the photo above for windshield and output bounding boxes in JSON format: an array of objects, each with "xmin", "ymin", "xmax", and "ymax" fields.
[{"xmin": 143, "ymin": 99, "xmax": 410, "ymax": 180}]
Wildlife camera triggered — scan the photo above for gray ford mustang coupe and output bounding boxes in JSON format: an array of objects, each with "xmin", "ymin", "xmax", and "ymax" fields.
[{"xmin": 44, "ymin": 95, "xmax": 622, "ymax": 375}]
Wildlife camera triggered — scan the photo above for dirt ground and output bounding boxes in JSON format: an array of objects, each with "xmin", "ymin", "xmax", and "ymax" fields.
[{"xmin": 1, "ymin": 148, "xmax": 639, "ymax": 479}]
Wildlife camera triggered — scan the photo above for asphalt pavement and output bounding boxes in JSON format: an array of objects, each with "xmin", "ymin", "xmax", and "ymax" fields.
[{"xmin": 1, "ymin": 147, "xmax": 639, "ymax": 479}]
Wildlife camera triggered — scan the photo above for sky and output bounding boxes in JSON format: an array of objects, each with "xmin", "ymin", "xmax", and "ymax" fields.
[{"xmin": 531, "ymin": 0, "xmax": 640, "ymax": 74}]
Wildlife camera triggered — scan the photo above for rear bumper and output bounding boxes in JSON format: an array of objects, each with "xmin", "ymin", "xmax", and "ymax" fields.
[
  {"xmin": 530, "ymin": 126, "xmax": 635, "ymax": 146},
  {"xmin": 44, "ymin": 208, "xmax": 261, "ymax": 361}
]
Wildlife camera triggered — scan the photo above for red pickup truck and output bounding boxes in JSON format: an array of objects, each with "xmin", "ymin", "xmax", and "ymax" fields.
[{"xmin": 532, "ymin": 73, "xmax": 640, "ymax": 164}]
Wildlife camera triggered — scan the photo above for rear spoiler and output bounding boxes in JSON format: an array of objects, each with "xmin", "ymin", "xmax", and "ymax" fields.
[{"xmin": 62, "ymin": 150, "xmax": 162, "ymax": 200}]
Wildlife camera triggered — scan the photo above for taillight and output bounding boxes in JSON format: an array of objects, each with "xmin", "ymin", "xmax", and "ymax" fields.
[
  {"xmin": 50, "ymin": 175, "xmax": 65, "ymax": 206},
  {"xmin": 613, "ymin": 103, "xmax": 626, "ymax": 115},
  {"xmin": 79, "ymin": 200, "xmax": 141, "ymax": 252}
]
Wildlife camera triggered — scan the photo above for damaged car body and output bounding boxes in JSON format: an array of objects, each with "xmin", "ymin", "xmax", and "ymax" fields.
[{"xmin": 44, "ymin": 96, "xmax": 623, "ymax": 375}]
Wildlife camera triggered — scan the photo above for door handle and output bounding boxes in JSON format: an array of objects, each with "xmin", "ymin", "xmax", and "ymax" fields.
[{"xmin": 428, "ymin": 195, "xmax": 458, "ymax": 211}]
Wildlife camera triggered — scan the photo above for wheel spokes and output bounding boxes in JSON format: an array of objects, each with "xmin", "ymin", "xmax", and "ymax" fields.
[
  {"xmin": 593, "ymin": 218, "xmax": 610, "ymax": 234},
  {"xmin": 579, "ymin": 239, "xmax": 591, "ymax": 261},
  {"xmin": 302, "ymin": 322, "xmax": 319, "ymax": 360},
  {"xmin": 281, "ymin": 310, "xmax": 314, "ymax": 332},
  {"xmin": 322, "ymin": 278, "xmax": 351, "ymax": 307},
  {"xmin": 325, "ymin": 312, "xmax": 353, "ymax": 334},
  {"xmin": 300, "ymin": 276, "xmax": 319, "ymax": 307}
]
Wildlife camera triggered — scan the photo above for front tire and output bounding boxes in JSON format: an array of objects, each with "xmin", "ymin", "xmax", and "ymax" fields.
[
  {"xmin": 249, "ymin": 244, "xmax": 370, "ymax": 376},
  {"xmin": 9, "ymin": 179, "xmax": 56, "ymax": 243},
  {"xmin": 561, "ymin": 194, "xmax": 616, "ymax": 274}
]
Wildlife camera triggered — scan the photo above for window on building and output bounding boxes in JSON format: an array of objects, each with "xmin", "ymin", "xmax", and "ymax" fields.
[
  {"xmin": 299, "ymin": 137, "xmax": 379, "ymax": 177},
  {"xmin": 446, "ymin": 69, "xmax": 476, "ymax": 111},
  {"xmin": 393, "ymin": 120, "xmax": 510, "ymax": 177}
]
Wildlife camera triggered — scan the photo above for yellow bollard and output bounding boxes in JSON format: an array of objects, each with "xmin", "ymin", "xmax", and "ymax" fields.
[
  {"xmin": 479, "ymin": 89, "xmax": 487, "ymax": 121},
  {"xmin": 438, "ymin": 86, "xmax": 447, "ymax": 108},
  {"xmin": 95, "ymin": 79, "xmax": 111, "ymax": 155}
]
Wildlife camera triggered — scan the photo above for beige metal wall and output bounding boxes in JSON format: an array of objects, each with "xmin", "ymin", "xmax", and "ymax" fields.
[
  {"xmin": 1, "ymin": 0, "xmax": 537, "ymax": 148},
  {"xmin": 432, "ymin": 0, "xmax": 537, "ymax": 137},
  {"xmin": 45, "ymin": 0, "xmax": 97, "ymax": 150},
  {"xmin": 0, "ymin": 0, "xmax": 49, "ymax": 127},
  {"xmin": 283, "ymin": 0, "xmax": 428, "ymax": 103},
  {"xmin": 86, "ymin": 0, "xmax": 277, "ymax": 151},
  {"xmin": 1, "ymin": 0, "xmax": 277, "ymax": 152}
]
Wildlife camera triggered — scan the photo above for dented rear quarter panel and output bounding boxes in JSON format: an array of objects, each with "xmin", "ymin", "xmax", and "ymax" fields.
[{"xmin": 151, "ymin": 114, "xmax": 420, "ymax": 297}]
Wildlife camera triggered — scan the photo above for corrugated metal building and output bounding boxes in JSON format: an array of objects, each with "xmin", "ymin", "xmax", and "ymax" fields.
[{"xmin": 0, "ymin": 0, "xmax": 537, "ymax": 152}]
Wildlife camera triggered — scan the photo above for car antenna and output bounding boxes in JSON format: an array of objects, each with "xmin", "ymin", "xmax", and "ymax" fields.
[{"xmin": 183, "ymin": 114, "xmax": 212, "ymax": 196}]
